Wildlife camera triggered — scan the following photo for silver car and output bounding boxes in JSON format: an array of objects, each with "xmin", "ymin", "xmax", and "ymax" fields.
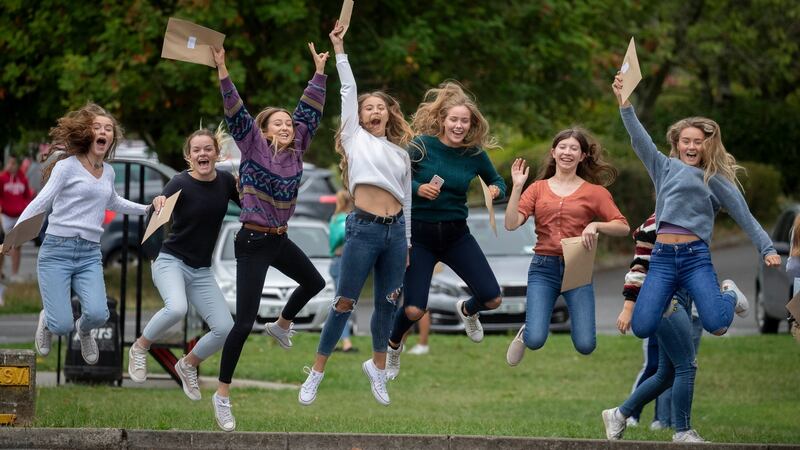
[
  {"xmin": 755, "ymin": 204, "xmax": 798, "ymax": 333},
  {"xmin": 211, "ymin": 217, "xmax": 336, "ymax": 331},
  {"xmin": 427, "ymin": 208, "xmax": 570, "ymax": 333}
]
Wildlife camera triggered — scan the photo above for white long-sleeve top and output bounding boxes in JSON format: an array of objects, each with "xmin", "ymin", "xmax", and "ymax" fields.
[
  {"xmin": 17, "ymin": 156, "xmax": 148, "ymax": 243},
  {"xmin": 336, "ymin": 53, "xmax": 412, "ymax": 246}
]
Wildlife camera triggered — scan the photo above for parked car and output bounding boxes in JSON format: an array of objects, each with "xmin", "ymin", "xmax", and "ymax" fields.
[
  {"xmin": 754, "ymin": 204, "xmax": 798, "ymax": 333},
  {"xmin": 427, "ymin": 208, "xmax": 570, "ymax": 333},
  {"xmin": 211, "ymin": 216, "xmax": 336, "ymax": 331}
]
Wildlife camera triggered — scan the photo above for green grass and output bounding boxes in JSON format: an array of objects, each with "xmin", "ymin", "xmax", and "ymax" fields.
[{"xmin": 20, "ymin": 333, "xmax": 800, "ymax": 443}]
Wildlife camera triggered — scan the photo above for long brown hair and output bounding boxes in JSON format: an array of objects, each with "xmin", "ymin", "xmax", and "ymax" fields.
[
  {"xmin": 536, "ymin": 127, "xmax": 617, "ymax": 187},
  {"xmin": 335, "ymin": 91, "xmax": 414, "ymax": 190},
  {"xmin": 791, "ymin": 213, "xmax": 800, "ymax": 258},
  {"xmin": 666, "ymin": 116, "xmax": 743, "ymax": 189},
  {"xmin": 255, "ymin": 107, "xmax": 294, "ymax": 156},
  {"xmin": 44, "ymin": 103, "xmax": 124, "ymax": 182}
]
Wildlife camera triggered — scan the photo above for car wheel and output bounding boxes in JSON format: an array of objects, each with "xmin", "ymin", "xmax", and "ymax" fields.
[
  {"xmin": 755, "ymin": 283, "xmax": 780, "ymax": 334},
  {"xmin": 104, "ymin": 247, "xmax": 140, "ymax": 268}
]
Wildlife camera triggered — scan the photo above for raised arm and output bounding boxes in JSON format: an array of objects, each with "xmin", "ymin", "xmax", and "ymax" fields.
[
  {"xmin": 213, "ymin": 47, "xmax": 263, "ymax": 161},
  {"xmin": 290, "ymin": 43, "xmax": 329, "ymax": 155},
  {"xmin": 330, "ymin": 22, "xmax": 360, "ymax": 143},
  {"xmin": 504, "ymin": 158, "xmax": 529, "ymax": 231}
]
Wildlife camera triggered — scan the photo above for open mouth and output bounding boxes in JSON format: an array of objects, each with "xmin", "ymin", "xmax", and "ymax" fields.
[
  {"xmin": 278, "ymin": 132, "xmax": 290, "ymax": 140},
  {"xmin": 197, "ymin": 158, "xmax": 210, "ymax": 169},
  {"xmin": 95, "ymin": 137, "xmax": 107, "ymax": 147}
]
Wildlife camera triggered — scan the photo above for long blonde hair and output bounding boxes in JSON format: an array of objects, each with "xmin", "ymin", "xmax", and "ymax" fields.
[
  {"xmin": 333, "ymin": 189, "xmax": 354, "ymax": 215},
  {"xmin": 791, "ymin": 213, "xmax": 800, "ymax": 258},
  {"xmin": 410, "ymin": 81, "xmax": 498, "ymax": 158},
  {"xmin": 335, "ymin": 91, "xmax": 414, "ymax": 190},
  {"xmin": 666, "ymin": 117, "xmax": 743, "ymax": 189},
  {"xmin": 255, "ymin": 107, "xmax": 294, "ymax": 157},
  {"xmin": 536, "ymin": 127, "xmax": 617, "ymax": 187}
]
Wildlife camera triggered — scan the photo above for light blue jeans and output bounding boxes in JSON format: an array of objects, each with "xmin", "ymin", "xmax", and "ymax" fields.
[
  {"xmin": 524, "ymin": 254, "xmax": 596, "ymax": 355},
  {"xmin": 317, "ymin": 213, "xmax": 406, "ymax": 356},
  {"xmin": 142, "ymin": 253, "xmax": 233, "ymax": 360},
  {"xmin": 38, "ymin": 234, "xmax": 108, "ymax": 335}
]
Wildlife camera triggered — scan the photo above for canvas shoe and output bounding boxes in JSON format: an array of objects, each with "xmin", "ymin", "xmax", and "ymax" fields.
[
  {"xmin": 386, "ymin": 343, "xmax": 402, "ymax": 380},
  {"xmin": 75, "ymin": 317, "xmax": 99, "ymax": 365},
  {"xmin": 362, "ymin": 359, "xmax": 390, "ymax": 406},
  {"xmin": 128, "ymin": 342, "xmax": 148, "ymax": 383},
  {"xmin": 175, "ymin": 357, "xmax": 201, "ymax": 400},
  {"xmin": 455, "ymin": 300, "xmax": 483, "ymax": 342},
  {"xmin": 722, "ymin": 279, "xmax": 749, "ymax": 318},
  {"xmin": 265, "ymin": 321, "xmax": 296, "ymax": 349},
  {"xmin": 650, "ymin": 420, "xmax": 667, "ymax": 431},
  {"xmin": 212, "ymin": 392, "xmax": 235, "ymax": 432},
  {"xmin": 407, "ymin": 344, "xmax": 429, "ymax": 355},
  {"xmin": 672, "ymin": 429, "xmax": 707, "ymax": 443},
  {"xmin": 35, "ymin": 310, "xmax": 52, "ymax": 357},
  {"xmin": 298, "ymin": 366, "xmax": 324, "ymax": 406},
  {"xmin": 601, "ymin": 407, "xmax": 627, "ymax": 440},
  {"xmin": 506, "ymin": 326, "xmax": 526, "ymax": 366}
]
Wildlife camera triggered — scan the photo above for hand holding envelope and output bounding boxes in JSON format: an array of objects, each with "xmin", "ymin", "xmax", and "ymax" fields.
[
  {"xmin": 141, "ymin": 190, "xmax": 181, "ymax": 244},
  {"xmin": 478, "ymin": 176, "xmax": 497, "ymax": 237},
  {"xmin": 0, "ymin": 213, "xmax": 46, "ymax": 255},
  {"xmin": 161, "ymin": 18, "xmax": 226, "ymax": 68},
  {"xmin": 561, "ymin": 235, "xmax": 598, "ymax": 292}
]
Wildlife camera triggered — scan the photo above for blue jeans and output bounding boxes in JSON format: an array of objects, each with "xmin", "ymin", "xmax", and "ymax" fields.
[
  {"xmin": 329, "ymin": 256, "xmax": 350, "ymax": 340},
  {"xmin": 524, "ymin": 254, "xmax": 596, "ymax": 355},
  {"xmin": 38, "ymin": 234, "xmax": 108, "ymax": 335},
  {"xmin": 142, "ymin": 253, "xmax": 233, "ymax": 360},
  {"xmin": 620, "ymin": 298, "xmax": 697, "ymax": 432},
  {"xmin": 632, "ymin": 240, "xmax": 735, "ymax": 338},
  {"xmin": 317, "ymin": 213, "xmax": 406, "ymax": 356},
  {"xmin": 652, "ymin": 313, "xmax": 703, "ymax": 427}
]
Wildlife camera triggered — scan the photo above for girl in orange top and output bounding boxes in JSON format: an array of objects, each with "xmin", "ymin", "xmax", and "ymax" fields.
[{"xmin": 504, "ymin": 128, "xmax": 629, "ymax": 365}]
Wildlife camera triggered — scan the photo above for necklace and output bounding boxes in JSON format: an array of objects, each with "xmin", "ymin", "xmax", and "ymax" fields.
[{"xmin": 83, "ymin": 155, "xmax": 102, "ymax": 170}]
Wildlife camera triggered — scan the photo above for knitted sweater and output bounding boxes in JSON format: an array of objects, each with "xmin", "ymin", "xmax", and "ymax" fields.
[
  {"xmin": 622, "ymin": 213, "xmax": 657, "ymax": 301},
  {"xmin": 220, "ymin": 73, "xmax": 326, "ymax": 228}
]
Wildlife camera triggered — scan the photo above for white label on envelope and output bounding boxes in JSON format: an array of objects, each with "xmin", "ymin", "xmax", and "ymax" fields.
[
  {"xmin": 187, "ymin": 36, "xmax": 197, "ymax": 49},
  {"xmin": 621, "ymin": 61, "xmax": 630, "ymax": 74}
]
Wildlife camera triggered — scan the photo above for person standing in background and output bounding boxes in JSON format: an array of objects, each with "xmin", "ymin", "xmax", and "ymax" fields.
[{"xmin": 0, "ymin": 155, "xmax": 34, "ymax": 282}]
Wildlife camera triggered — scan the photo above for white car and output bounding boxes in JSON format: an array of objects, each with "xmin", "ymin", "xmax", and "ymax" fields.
[{"xmin": 212, "ymin": 217, "xmax": 336, "ymax": 331}]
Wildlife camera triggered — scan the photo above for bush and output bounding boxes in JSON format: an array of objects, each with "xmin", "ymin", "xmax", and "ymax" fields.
[{"xmin": 738, "ymin": 161, "xmax": 782, "ymax": 222}]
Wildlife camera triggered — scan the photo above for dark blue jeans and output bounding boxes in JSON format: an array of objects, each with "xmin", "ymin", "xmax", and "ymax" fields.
[{"xmin": 631, "ymin": 240, "xmax": 735, "ymax": 338}]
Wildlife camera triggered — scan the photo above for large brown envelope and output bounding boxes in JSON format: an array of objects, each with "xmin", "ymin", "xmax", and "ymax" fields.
[
  {"xmin": 561, "ymin": 236, "xmax": 598, "ymax": 292},
  {"xmin": 619, "ymin": 37, "xmax": 642, "ymax": 105},
  {"xmin": 787, "ymin": 291, "xmax": 800, "ymax": 320},
  {"xmin": 339, "ymin": 0, "xmax": 355, "ymax": 37},
  {"xmin": 141, "ymin": 190, "xmax": 181, "ymax": 244},
  {"xmin": 0, "ymin": 212, "xmax": 46, "ymax": 254},
  {"xmin": 161, "ymin": 18, "xmax": 225, "ymax": 68},
  {"xmin": 478, "ymin": 176, "xmax": 497, "ymax": 236}
]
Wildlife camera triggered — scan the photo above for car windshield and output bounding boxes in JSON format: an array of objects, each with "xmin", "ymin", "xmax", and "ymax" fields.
[
  {"xmin": 467, "ymin": 214, "xmax": 535, "ymax": 256},
  {"xmin": 219, "ymin": 224, "xmax": 330, "ymax": 260}
]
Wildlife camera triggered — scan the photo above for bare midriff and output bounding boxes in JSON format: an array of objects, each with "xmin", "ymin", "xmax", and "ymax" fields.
[
  {"xmin": 656, "ymin": 233, "xmax": 701, "ymax": 244},
  {"xmin": 353, "ymin": 184, "xmax": 402, "ymax": 216}
]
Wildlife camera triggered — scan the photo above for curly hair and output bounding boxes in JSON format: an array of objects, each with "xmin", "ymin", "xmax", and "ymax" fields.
[
  {"xmin": 536, "ymin": 127, "xmax": 617, "ymax": 187},
  {"xmin": 666, "ymin": 116, "xmax": 743, "ymax": 189}
]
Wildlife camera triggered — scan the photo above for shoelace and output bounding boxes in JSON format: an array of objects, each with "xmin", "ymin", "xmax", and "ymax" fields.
[
  {"xmin": 374, "ymin": 369, "xmax": 388, "ymax": 396},
  {"xmin": 182, "ymin": 362, "xmax": 199, "ymax": 389},
  {"xmin": 387, "ymin": 347, "xmax": 401, "ymax": 367},
  {"xmin": 37, "ymin": 325, "xmax": 51, "ymax": 348},
  {"xmin": 464, "ymin": 314, "xmax": 481, "ymax": 334},
  {"xmin": 215, "ymin": 397, "xmax": 234, "ymax": 423},
  {"xmin": 286, "ymin": 323, "xmax": 297, "ymax": 338},
  {"xmin": 301, "ymin": 366, "xmax": 322, "ymax": 392},
  {"xmin": 131, "ymin": 349, "xmax": 147, "ymax": 372}
]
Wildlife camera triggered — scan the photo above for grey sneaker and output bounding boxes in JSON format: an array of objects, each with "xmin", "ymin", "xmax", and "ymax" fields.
[
  {"xmin": 602, "ymin": 407, "xmax": 627, "ymax": 440},
  {"xmin": 298, "ymin": 366, "xmax": 324, "ymax": 406},
  {"xmin": 212, "ymin": 392, "xmax": 235, "ymax": 432},
  {"xmin": 35, "ymin": 310, "xmax": 52, "ymax": 357},
  {"xmin": 75, "ymin": 317, "xmax": 98, "ymax": 365},
  {"xmin": 673, "ymin": 429, "xmax": 706, "ymax": 443},
  {"xmin": 362, "ymin": 359, "xmax": 390, "ymax": 406},
  {"xmin": 506, "ymin": 325, "xmax": 526, "ymax": 366},
  {"xmin": 386, "ymin": 343, "xmax": 402, "ymax": 380},
  {"xmin": 407, "ymin": 344, "xmax": 429, "ymax": 355},
  {"xmin": 722, "ymin": 279, "xmax": 749, "ymax": 318},
  {"xmin": 455, "ymin": 300, "xmax": 483, "ymax": 342},
  {"xmin": 265, "ymin": 321, "xmax": 296, "ymax": 349},
  {"xmin": 128, "ymin": 342, "xmax": 148, "ymax": 383},
  {"xmin": 175, "ymin": 357, "xmax": 201, "ymax": 401},
  {"xmin": 626, "ymin": 417, "xmax": 639, "ymax": 427},
  {"xmin": 650, "ymin": 420, "xmax": 667, "ymax": 431}
]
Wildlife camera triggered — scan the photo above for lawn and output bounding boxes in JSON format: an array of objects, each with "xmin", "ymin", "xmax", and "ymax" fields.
[{"xmin": 18, "ymin": 332, "xmax": 800, "ymax": 443}]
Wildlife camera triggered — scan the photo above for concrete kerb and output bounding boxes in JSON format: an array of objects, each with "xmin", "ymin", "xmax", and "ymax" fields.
[{"xmin": 1, "ymin": 429, "xmax": 798, "ymax": 450}]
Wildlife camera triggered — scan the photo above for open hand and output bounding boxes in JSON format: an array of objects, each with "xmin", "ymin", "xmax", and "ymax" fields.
[{"xmin": 511, "ymin": 158, "xmax": 530, "ymax": 188}]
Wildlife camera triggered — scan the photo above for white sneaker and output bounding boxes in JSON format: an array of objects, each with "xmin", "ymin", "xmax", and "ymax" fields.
[
  {"xmin": 601, "ymin": 407, "xmax": 627, "ymax": 440},
  {"xmin": 626, "ymin": 417, "xmax": 639, "ymax": 427},
  {"xmin": 35, "ymin": 310, "xmax": 52, "ymax": 357},
  {"xmin": 362, "ymin": 359, "xmax": 390, "ymax": 406},
  {"xmin": 506, "ymin": 326, "xmax": 526, "ymax": 366},
  {"xmin": 265, "ymin": 321, "xmax": 296, "ymax": 349},
  {"xmin": 175, "ymin": 357, "xmax": 201, "ymax": 401},
  {"xmin": 386, "ymin": 344, "xmax": 402, "ymax": 380},
  {"xmin": 407, "ymin": 344, "xmax": 429, "ymax": 355},
  {"xmin": 212, "ymin": 392, "xmax": 235, "ymax": 432},
  {"xmin": 75, "ymin": 317, "xmax": 98, "ymax": 365},
  {"xmin": 722, "ymin": 279, "xmax": 749, "ymax": 318},
  {"xmin": 455, "ymin": 300, "xmax": 483, "ymax": 342},
  {"xmin": 650, "ymin": 420, "xmax": 667, "ymax": 431},
  {"xmin": 673, "ymin": 429, "xmax": 706, "ymax": 443},
  {"xmin": 128, "ymin": 342, "xmax": 148, "ymax": 383},
  {"xmin": 298, "ymin": 366, "xmax": 324, "ymax": 406}
]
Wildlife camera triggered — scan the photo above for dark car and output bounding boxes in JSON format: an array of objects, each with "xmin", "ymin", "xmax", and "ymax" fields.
[{"xmin": 754, "ymin": 204, "xmax": 798, "ymax": 333}]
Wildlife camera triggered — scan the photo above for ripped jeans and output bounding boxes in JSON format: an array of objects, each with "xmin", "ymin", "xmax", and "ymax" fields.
[{"xmin": 317, "ymin": 213, "xmax": 406, "ymax": 356}]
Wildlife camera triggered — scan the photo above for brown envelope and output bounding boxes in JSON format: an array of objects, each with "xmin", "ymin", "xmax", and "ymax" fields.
[
  {"xmin": 0, "ymin": 212, "xmax": 46, "ymax": 254},
  {"xmin": 786, "ymin": 292, "xmax": 800, "ymax": 320},
  {"xmin": 339, "ymin": 0, "xmax": 355, "ymax": 37},
  {"xmin": 141, "ymin": 190, "xmax": 181, "ymax": 244},
  {"xmin": 561, "ymin": 236, "xmax": 598, "ymax": 292},
  {"xmin": 161, "ymin": 18, "xmax": 225, "ymax": 68},
  {"xmin": 478, "ymin": 176, "xmax": 497, "ymax": 236},
  {"xmin": 619, "ymin": 37, "xmax": 642, "ymax": 105}
]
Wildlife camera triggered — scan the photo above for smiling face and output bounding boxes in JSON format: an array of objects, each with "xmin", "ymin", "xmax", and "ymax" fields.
[
  {"xmin": 262, "ymin": 111, "xmax": 294, "ymax": 149},
  {"xmin": 359, "ymin": 96, "xmax": 389, "ymax": 137},
  {"xmin": 550, "ymin": 136, "xmax": 585, "ymax": 174},
  {"xmin": 188, "ymin": 134, "xmax": 219, "ymax": 179},
  {"xmin": 676, "ymin": 126, "xmax": 705, "ymax": 167},
  {"xmin": 440, "ymin": 105, "xmax": 471, "ymax": 147},
  {"xmin": 90, "ymin": 115, "xmax": 115, "ymax": 159}
]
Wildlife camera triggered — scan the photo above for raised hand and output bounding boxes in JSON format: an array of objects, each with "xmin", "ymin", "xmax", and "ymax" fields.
[
  {"xmin": 510, "ymin": 158, "xmax": 530, "ymax": 188},
  {"xmin": 611, "ymin": 73, "xmax": 629, "ymax": 107},
  {"xmin": 329, "ymin": 21, "xmax": 346, "ymax": 54},
  {"xmin": 212, "ymin": 47, "xmax": 228, "ymax": 79},
  {"xmin": 308, "ymin": 42, "xmax": 330, "ymax": 75}
]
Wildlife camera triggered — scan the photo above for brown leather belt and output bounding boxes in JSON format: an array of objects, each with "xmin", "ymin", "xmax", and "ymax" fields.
[{"xmin": 243, "ymin": 222, "xmax": 288, "ymax": 235}]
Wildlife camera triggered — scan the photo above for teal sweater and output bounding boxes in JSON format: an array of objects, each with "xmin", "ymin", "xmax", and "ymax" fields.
[
  {"xmin": 328, "ymin": 212, "xmax": 347, "ymax": 256},
  {"xmin": 409, "ymin": 135, "xmax": 506, "ymax": 222}
]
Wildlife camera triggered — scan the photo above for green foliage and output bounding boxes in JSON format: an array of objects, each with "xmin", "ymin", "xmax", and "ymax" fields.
[{"xmin": 739, "ymin": 161, "xmax": 782, "ymax": 222}]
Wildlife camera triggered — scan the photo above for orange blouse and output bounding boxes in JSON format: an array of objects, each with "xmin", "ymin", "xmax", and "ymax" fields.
[{"xmin": 518, "ymin": 180, "xmax": 627, "ymax": 256}]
